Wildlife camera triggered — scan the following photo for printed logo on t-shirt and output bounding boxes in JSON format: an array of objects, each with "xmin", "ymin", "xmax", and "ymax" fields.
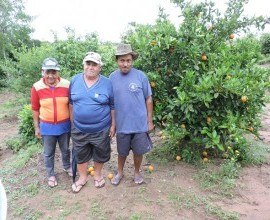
[{"xmin": 128, "ymin": 83, "xmax": 138, "ymax": 92}]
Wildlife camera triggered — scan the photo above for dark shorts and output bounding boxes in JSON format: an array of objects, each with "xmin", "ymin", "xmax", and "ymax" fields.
[
  {"xmin": 116, "ymin": 132, "xmax": 153, "ymax": 156},
  {"xmin": 71, "ymin": 126, "xmax": 111, "ymax": 164}
]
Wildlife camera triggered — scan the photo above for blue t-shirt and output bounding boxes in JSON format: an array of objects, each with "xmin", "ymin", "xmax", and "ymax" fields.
[
  {"xmin": 109, "ymin": 68, "xmax": 152, "ymax": 134},
  {"xmin": 69, "ymin": 73, "xmax": 114, "ymax": 133}
]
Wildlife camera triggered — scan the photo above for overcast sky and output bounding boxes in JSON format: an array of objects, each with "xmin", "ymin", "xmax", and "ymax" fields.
[{"xmin": 24, "ymin": 0, "xmax": 270, "ymax": 42}]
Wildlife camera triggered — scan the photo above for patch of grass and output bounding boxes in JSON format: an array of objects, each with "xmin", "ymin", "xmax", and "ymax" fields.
[
  {"xmin": 205, "ymin": 203, "xmax": 239, "ymax": 220},
  {"xmin": 129, "ymin": 213, "xmax": 141, "ymax": 220},
  {"xmin": 241, "ymin": 137, "xmax": 270, "ymax": 165},
  {"xmin": 26, "ymin": 181, "xmax": 39, "ymax": 196},
  {"xmin": 89, "ymin": 199, "xmax": 107, "ymax": 220},
  {"xmin": 24, "ymin": 209, "xmax": 43, "ymax": 220},
  {"xmin": 194, "ymin": 160, "xmax": 240, "ymax": 197},
  {"xmin": 0, "ymin": 90, "xmax": 26, "ymax": 120},
  {"xmin": 5, "ymin": 137, "xmax": 26, "ymax": 152},
  {"xmin": 168, "ymin": 187, "xmax": 239, "ymax": 220},
  {"xmin": 11, "ymin": 141, "xmax": 42, "ymax": 169}
]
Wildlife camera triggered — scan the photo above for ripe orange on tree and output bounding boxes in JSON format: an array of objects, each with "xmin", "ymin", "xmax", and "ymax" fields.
[
  {"xmin": 229, "ymin": 33, "xmax": 235, "ymax": 39},
  {"xmin": 203, "ymin": 157, "xmax": 208, "ymax": 162},
  {"xmin": 180, "ymin": 124, "xmax": 186, "ymax": 129},
  {"xmin": 202, "ymin": 151, "xmax": 208, "ymax": 157},
  {"xmin": 201, "ymin": 55, "xmax": 207, "ymax": 61},
  {"xmin": 207, "ymin": 117, "xmax": 212, "ymax": 123},
  {"xmin": 150, "ymin": 81, "xmax": 156, "ymax": 88},
  {"xmin": 90, "ymin": 170, "xmax": 95, "ymax": 176},
  {"xmin": 241, "ymin": 95, "xmax": 248, "ymax": 102},
  {"xmin": 150, "ymin": 40, "xmax": 157, "ymax": 46}
]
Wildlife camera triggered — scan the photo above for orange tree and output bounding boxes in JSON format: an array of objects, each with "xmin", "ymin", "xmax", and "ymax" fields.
[{"xmin": 122, "ymin": 0, "xmax": 270, "ymax": 162}]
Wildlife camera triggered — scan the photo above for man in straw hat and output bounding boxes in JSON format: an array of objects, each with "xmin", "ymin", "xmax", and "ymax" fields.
[{"xmin": 109, "ymin": 43, "xmax": 154, "ymax": 185}]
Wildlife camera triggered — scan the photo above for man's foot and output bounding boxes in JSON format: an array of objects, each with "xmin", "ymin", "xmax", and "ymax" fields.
[
  {"xmin": 94, "ymin": 178, "xmax": 105, "ymax": 188},
  {"xmin": 111, "ymin": 173, "xmax": 123, "ymax": 186},
  {"xmin": 71, "ymin": 181, "xmax": 87, "ymax": 193},
  {"xmin": 134, "ymin": 175, "xmax": 144, "ymax": 185},
  {"xmin": 48, "ymin": 176, "xmax": 58, "ymax": 188}
]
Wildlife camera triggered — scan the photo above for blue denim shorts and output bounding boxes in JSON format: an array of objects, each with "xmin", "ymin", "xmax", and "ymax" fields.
[{"xmin": 116, "ymin": 132, "xmax": 153, "ymax": 156}]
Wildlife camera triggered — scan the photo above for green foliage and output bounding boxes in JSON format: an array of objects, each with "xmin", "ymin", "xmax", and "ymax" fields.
[
  {"xmin": 18, "ymin": 104, "xmax": 35, "ymax": 142},
  {"xmin": 123, "ymin": 0, "xmax": 270, "ymax": 161},
  {"xmin": 260, "ymin": 33, "xmax": 270, "ymax": 55},
  {"xmin": 4, "ymin": 31, "xmax": 116, "ymax": 93},
  {"xmin": 6, "ymin": 44, "xmax": 55, "ymax": 93},
  {"xmin": 0, "ymin": 0, "xmax": 32, "ymax": 83}
]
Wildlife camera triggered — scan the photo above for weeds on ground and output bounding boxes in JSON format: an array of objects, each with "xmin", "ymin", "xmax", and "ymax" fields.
[
  {"xmin": 168, "ymin": 187, "xmax": 240, "ymax": 220},
  {"xmin": 194, "ymin": 160, "xmax": 240, "ymax": 197},
  {"xmin": 0, "ymin": 89, "xmax": 27, "ymax": 120},
  {"xmin": 241, "ymin": 137, "xmax": 270, "ymax": 165}
]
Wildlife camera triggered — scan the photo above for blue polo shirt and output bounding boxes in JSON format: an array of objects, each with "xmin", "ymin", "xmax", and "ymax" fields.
[{"xmin": 69, "ymin": 73, "xmax": 114, "ymax": 133}]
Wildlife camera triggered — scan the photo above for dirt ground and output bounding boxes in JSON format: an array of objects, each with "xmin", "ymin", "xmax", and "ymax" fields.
[{"xmin": 0, "ymin": 91, "xmax": 270, "ymax": 220}]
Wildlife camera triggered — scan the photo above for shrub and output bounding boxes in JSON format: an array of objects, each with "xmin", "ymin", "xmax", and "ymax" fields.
[
  {"xmin": 123, "ymin": 0, "xmax": 270, "ymax": 161},
  {"xmin": 18, "ymin": 104, "xmax": 35, "ymax": 142},
  {"xmin": 260, "ymin": 33, "xmax": 270, "ymax": 55}
]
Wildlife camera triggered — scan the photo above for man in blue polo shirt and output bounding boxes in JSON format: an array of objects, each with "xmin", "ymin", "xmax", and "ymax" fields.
[
  {"xmin": 70, "ymin": 52, "xmax": 115, "ymax": 193},
  {"xmin": 109, "ymin": 43, "xmax": 154, "ymax": 185}
]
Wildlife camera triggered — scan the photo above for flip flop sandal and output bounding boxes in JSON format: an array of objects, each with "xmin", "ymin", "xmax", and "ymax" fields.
[
  {"xmin": 72, "ymin": 181, "xmax": 87, "ymax": 193},
  {"xmin": 134, "ymin": 175, "xmax": 144, "ymax": 185},
  {"xmin": 48, "ymin": 177, "xmax": 58, "ymax": 188},
  {"xmin": 94, "ymin": 178, "xmax": 105, "ymax": 188},
  {"xmin": 111, "ymin": 174, "xmax": 123, "ymax": 186}
]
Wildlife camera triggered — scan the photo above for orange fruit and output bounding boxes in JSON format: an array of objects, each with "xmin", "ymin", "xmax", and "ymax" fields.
[
  {"xmin": 180, "ymin": 124, "xmax": 186, "ymax": 129},
  {"xmin": 148, "ymin": 165, "xmax": 154, "ymax": 172},
  {"xmin": 203, "ymin": 157, "xmax": 208, "ymax": 162},
  {"xmin": 248, "ymin": 127, "xmax": 254, "ymax": 132},
  {"xmin": 229, "ymin": 34, "xmax": 234, "ymax": 39},
  {"xmin": 150, "ymin": 81, "xmax": 156, "ymax": 88},
  {"xmin": 201, "ymin": 55, "xmax": 207, "ymax": 61},
  {"xmin": 207, "ymin": 117, "xmax": 212, "ymax": 123},
  {"xmin": 107, "ymin": 173, "xmax": 113, "ymax": 180},
  {"xmin": 90, "ymin": 170, "xmax": 95, "ymax": 176},
  {"xmin": 176, "ymin": 155, "xmax": 181, "ymax": 161},
  {"xmin": 88, "ymin": 166, "xmax": 94, "ymax": 172},
  {"xmin": 150, "ymin": 40, "xmax": 157, "ymax": 46},
  {"xmin": 241, "ymin": 96, "xmax": 248, "ymax": 102},
  {"xmin": 202, "ymin": 151, "xmax": 208, "ymax": 157}
]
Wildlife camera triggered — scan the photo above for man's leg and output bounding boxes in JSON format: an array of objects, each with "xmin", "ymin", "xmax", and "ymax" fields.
[
  {"xmin": 42, "ymin": 135, "xmax": 57, "ymax": 177},
  {"xmin": 93, "ymin": 161, "xmax": 105, "ymax": 188},
  {"xmin": 117, "ymin": 155, "xmax": 126, "ymax": 177},
  {"xmin": 58, "ymin": 132, "xmax": 71, "ymax": 171},
  {"xmin": 133, "ymin": 154, "xmax": 144, "ymax": 184},
  {"xmin": 72, "ymin": 162, "xmax": 88, "ymax": 192},
  {"xmin": 111, "ymin": 155, "xmax": 126, "ymax": 185}
]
